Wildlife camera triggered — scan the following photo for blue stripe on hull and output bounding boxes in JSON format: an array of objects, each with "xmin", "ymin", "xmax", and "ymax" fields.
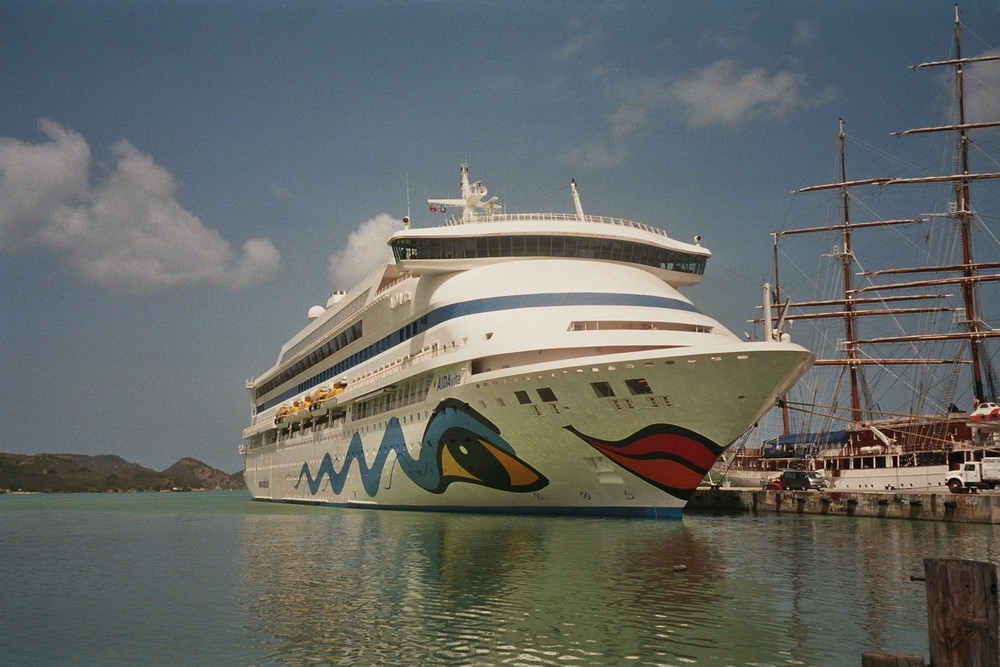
[{"xmin": 257, "ymin": 291, "xmax": 700, "ymax": 412}]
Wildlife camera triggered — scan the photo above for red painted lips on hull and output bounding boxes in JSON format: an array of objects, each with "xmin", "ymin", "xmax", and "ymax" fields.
[{"xmin": 564, "ymin": 424, "xmax": 724, "ymax": 501}]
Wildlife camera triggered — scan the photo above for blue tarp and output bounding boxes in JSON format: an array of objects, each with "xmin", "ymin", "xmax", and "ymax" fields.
[{"xmin": 763, "ymin": 430, "xmax": 849, "ymax": 448}]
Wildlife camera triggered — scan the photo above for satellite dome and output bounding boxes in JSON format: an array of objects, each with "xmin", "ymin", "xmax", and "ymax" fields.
[{"xmin": 307, "ymin": 305, "xmax": 325, "ymax": 321}]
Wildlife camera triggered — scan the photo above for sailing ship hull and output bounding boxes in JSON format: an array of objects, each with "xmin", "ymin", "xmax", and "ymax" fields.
[
  {"xmin": 716, "ymin": 416, "xmax": 985, "ymax": 492},
  {"xmin": 245, "ymin": 344, "xmax": 811, "ymax": 517},
  {"xmin": 719, "ymin": 464, "xmax": 953, "ymax": 492}
]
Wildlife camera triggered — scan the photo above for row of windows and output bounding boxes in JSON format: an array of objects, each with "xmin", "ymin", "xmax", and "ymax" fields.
[
  {"xmin": 391, "ymin": 234, "xmax": 707, "ymax": 275},
  {"xmin": 255, "ymin": 321, "xmax": 364, "ymax": 400},
  {"xmin": 251, "ymin": 374, "xmax": 667, "ymax": 448},
  {"xmin": 568, "ymin": 320, "xmax": 711, "ymax": 334},
  {"xmin": 352, "ymin": 377, "xmax": 433, "ymax": 421},
  {"xmin": 254, "ymin": 290, "xmax": 688, "ymax": 413},
  {"xmin": 510, "ymin": 378, "xmax": 653, "ymax": 405},
  {"xmin": 255, "ymin": 315, "xmax": 433, "ymax": 412},
  {"xmin": 592, "ymin": 379, "xmax": 653, "ymax": 397},
  {"xmin": 279, "ymin": 290, "xmax": 369, "ymax": 365}
]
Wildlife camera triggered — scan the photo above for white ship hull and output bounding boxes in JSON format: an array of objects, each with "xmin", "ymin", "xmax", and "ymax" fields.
[
  {"xmin": 242, "ymin": 163, "xmax": 813, "ymax": 517},
  {"xmin": 245, "ymin": 343, "xmax": 809, "ymax": 517}
]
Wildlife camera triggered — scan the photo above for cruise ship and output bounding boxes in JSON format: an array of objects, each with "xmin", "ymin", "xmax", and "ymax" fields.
[{"xmin": 241, "ymin": 163, "xmax": 813, "ymax": 517}]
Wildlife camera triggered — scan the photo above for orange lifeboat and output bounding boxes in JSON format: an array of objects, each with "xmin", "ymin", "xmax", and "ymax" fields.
[{"xmin": 274, "ymin": 404, "xmax": 292, "ymax": 425}]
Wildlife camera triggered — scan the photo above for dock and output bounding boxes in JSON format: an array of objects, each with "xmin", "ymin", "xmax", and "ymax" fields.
[{"xmin": 686, "ymin": 487, "xmax": 1000, "ymax": 524}]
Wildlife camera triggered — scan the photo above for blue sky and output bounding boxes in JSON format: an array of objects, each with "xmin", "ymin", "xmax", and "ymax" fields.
[{"xmin": 2, "ymin": 1, "xmax": 999, "ymax": 473}]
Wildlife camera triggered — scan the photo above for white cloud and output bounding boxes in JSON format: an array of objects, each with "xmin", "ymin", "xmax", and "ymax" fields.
[
  {"xmin": 0, "ymin": 120, "xmax": 279, "ymax": 292},
  {"xmin": 966, "ymin": 50, "xmax": 1000, "ymax": 123},
  {"xmin": 558, "ymin": 77, "xmax": 672, "ymax": 167},
  {"xmin": 560, "ymin": 141, "xmax": 629, "ymax": 169},
  {"xmin": 559, "ymin": 47, "xmax": 833, "ymax": 167},
  {"xmin": 791, "ymin": 20, "xmax": 816, "ymax": 47},
  {"xmin": 0, "ymin": 119, "xmax": 90, "ymax": 252},
  {"xmin": 328, "ymin": 213, "xmax": 404, "ymax": 288},
  {"xmin": 674, "ymin": 59, "xmax": 833, "ymax": 128},
  {"xmin": 233, "ymin": 238, "xmax": 282, "ymax": 288},
  {"xmin": 552, "ymin": 17, "xmax": 604, "ymax": 60},
  {"xmin": 609, "ymin": 78, "xmax": 674, "ymax": 136}
]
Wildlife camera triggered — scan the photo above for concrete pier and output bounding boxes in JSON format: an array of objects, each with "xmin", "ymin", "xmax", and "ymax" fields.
[{"xmin": 686, "ymin": 487, "xmax": 1000, "ymax": 524}]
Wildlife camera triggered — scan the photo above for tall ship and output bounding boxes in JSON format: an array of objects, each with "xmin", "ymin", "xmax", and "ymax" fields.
[
  {"xmin": 241, "ymin": 162, "xmax": 813, "ymax": 517},
  {"xmin": 717, "ymin": 7, "xmax": 1000, "ymax": 492}
]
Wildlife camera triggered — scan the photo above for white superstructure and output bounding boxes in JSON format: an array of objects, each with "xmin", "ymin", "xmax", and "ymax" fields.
[{"xmin": 241, "ymin": 162, "xmax": 813, "ymax": 517}]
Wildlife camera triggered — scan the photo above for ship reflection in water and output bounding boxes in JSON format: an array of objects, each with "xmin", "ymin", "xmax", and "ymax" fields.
[{"xmin": 236, "ymin": 506, "xmax": 1000, "ymax": 665}]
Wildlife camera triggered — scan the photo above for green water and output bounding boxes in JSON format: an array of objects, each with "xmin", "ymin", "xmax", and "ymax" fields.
[{"xmin": 2, "ymin": 490, "xmax": 998, "ymax": 666}]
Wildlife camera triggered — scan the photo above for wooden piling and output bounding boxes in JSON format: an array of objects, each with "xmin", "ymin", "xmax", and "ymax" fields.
[
  {"xmin": 860, "ymin": 652, "xmax": 923, "ymax": 667},
  {"xmin": 860, "ymin": 559, "xmax": 999, "ymax": 665},
  {"xmin": 924, "ymin": 558, "xmax": 999, "ymax": 667}
]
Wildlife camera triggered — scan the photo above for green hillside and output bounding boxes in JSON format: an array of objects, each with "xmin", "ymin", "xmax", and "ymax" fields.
[{"xmin": 0, "ymin": 453, "xmax": 245, "ymax": 493}]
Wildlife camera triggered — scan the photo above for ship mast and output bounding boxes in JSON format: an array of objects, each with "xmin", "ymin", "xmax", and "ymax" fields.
[
  {"xmin": 836, "ymin": 120, "xmax": 864, "ymax": 422},
  {"xmin": 772, "ymin": 235, "xmax": 792, "ymax": 433},
  {"xmin": 570, "ymin": 179, "xmax": 586, "ymax": 221},
  {"xmin": 427, "ymin": 161, "xmax": 501, "ymax": 221},
  {"xmin": 768, "ymin": 4, "xmax": 1000, "ymax": 419},
  {"xmin": 949, "ymin": 4, "xmax": 982, "ymax": 402},
  {"xmin": 904, "ymin": 4, "xmax": 1000, "ymax": 404}
]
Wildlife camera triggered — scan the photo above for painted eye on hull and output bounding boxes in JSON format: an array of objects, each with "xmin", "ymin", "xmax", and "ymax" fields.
[
  {"xmin": 438, "ymin": 430, "xmax": 546, "ymax": 492},
  {"xmin": 425, "ymin": 399, "xmax": 548, "ymax": 493}
]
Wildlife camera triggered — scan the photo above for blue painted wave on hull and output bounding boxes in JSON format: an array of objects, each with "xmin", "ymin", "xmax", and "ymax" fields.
[
  {"xmin": 294, "ymin": 417, "xmax": 440, "ymax": 495},
  {"xmin": 294, "ymin": 400, "xmax": 548, "ymax": 498}
]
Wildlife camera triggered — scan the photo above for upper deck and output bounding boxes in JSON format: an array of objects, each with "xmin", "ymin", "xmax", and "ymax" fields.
[{"xmin": 389, "ymin": 164, "xmax": 710, "ymax": 287}]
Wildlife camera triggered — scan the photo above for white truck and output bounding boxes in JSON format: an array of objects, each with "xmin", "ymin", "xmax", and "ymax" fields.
[{"xmin": 945, "ymin": 458, "xmax": 1000, "ymax": 493}]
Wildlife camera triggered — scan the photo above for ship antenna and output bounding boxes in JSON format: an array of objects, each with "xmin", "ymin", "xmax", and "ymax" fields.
[
  {"xmin": 404, "ymin": 172, "xmax": 411, "ymax": 228},
  {"xmin": 426, "ymin": 161, "xmax": 492, "ymax": 221},
  {"xmin": 571, "ymin": 178, "xmax": 586, "ymax": 221}
]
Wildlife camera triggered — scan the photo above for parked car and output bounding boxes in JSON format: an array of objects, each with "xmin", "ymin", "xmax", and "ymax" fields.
[{"xmin": 775, "ymin": 470, "xmax": 827, "ymax": 490}]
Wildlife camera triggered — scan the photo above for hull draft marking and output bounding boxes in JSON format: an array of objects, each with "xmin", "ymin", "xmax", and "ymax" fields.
[
  {"xmin": 564, "ymin": 424, "xmax": 723, "ymax": 501},
  {"xmin": 295, "ymin": 399, "xmax": 549, "ymax": 497}
]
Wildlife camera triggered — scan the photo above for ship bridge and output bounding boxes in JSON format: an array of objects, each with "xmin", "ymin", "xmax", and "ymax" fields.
[{"xmin": 388, "ymin": 215, "xmax": 709, "ymax": 287}]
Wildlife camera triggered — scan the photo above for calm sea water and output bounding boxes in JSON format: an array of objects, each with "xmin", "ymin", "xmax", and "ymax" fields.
[{"xmin": 2, "ymin": 491, "xmax": 999, "ymax": 666}]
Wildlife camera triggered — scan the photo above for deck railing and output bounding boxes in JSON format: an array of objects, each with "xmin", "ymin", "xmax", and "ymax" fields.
[{"xmin": 443, "ymin": 213, "xmax": 673, "ymax": 240}]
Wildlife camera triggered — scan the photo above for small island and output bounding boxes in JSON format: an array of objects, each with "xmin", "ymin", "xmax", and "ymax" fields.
[{"xmin": 0, "ymin": 452, "xmax": 245, "ymax": 493}]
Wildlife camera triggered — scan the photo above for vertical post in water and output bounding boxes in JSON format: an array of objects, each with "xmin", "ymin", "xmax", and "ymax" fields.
[
  {"xmin": 860, "ymin": 651, "xmax": 923, "ymax": 666},
  {"xmin": 924, "ymin": 558, "xmax": 999, "ymax": 667}
]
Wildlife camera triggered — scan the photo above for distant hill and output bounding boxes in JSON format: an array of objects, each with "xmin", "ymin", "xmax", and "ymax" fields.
[
  {"xmin": 164, "ymin": 458, "xmax": 245, "ymax": 491},
  {"xmin": 52, "ymin": 453, "xmax": 152, "ymax": 475},
  {"xmin": 0, "ymin": 452, "xmax": 245, "ymax": 493}
]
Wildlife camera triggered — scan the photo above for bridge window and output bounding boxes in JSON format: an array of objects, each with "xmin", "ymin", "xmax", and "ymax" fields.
[{"xmin": 390, "ymin": 234, "xmax": 707, "ymax": 275}]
